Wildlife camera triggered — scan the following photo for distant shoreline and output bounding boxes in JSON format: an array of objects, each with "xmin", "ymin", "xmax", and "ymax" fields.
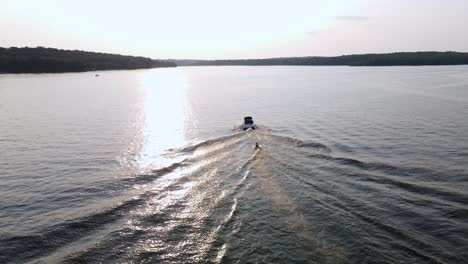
[
  {"xmin": 173, "ymin": 52, "xmax": 468, "ymax": 67},
  {"xmin": 0, "ymin": 47, "xmax": 176, "ymax": 74},
  {"xmin": 0, "ymin": 67, "xmax": 168, "ymax": 75},
  {"xmin": 2, "ymin": 48, "xmax": 468, "ymax": 74}
]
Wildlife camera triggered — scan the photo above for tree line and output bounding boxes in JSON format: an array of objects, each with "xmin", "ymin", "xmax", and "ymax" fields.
[
  {"xmin": 174, "ymin": 52, "xmax": 468, "ymax": 66},
  {"xmin": 0, "ymin": 47, "xmax": 176, "ymax": 73}
]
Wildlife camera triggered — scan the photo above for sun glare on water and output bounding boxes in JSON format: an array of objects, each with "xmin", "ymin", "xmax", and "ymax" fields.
[{"xmin": 138, "ymin": 68, "xmax": 189, "ymax": 168}]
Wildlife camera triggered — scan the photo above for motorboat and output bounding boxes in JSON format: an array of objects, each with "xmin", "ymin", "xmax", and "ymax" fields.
[{"xmin": 242, "ymin": 116, "xmax": 257, "ymax": 130}]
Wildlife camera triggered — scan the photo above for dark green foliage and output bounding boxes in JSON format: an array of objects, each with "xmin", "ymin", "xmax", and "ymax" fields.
[
  {"xmin": 0, "ymin": 47, "xmax": 176, "ymax": 73},
  {"xmin": 174, "ymin": 52, "xmax": 468, "ymax": 66}
]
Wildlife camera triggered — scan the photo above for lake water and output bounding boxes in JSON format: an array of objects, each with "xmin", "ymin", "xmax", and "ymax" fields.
[{"xmin": 1, "ymin": 66, "xmax": 467, "ymax": 263}]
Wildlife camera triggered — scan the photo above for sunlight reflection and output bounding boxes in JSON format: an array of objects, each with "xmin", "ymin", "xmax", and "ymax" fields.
[{"xmin": 138, "ymin": 68, "xmax": 188, "ymax": 169}]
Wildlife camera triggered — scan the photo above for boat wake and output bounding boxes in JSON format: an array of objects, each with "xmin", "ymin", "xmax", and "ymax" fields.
[{"xmin": 3, "ymin": 129, "xmax": 467, "ymax": 263}]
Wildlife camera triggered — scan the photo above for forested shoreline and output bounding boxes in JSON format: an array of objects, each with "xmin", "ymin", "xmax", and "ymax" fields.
[
  {"xmin": 2, "ymin": 48, "xmax": 467, "ymax": 74},
  {"xmin": 0, "ymin": 47, "xmax": 176, "ymax": 73},
  {"xmin": 174, "ymin": 52, "xmax": 468, "ymax": 66}
]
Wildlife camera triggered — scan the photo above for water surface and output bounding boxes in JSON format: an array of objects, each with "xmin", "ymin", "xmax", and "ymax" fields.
[{"xmin": 1, "ymin": 66, "xmax": 467, "ymax": 263}]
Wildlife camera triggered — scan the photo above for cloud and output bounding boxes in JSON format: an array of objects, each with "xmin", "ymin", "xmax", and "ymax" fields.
[
  {"xmin": 306, "ymin": 31, "xmax": 319, "ymax": 36},
  {"xmin": 334, "ymin": 16, "xmax": 369, "ymax": 21}
]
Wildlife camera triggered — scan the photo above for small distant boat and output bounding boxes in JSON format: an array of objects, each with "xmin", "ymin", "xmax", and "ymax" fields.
[
  {"xmin": 242, "ymin": 116, "xmax": 257, "ymax": 130},
  {"xmin": 95, "ymin": 74, "xmax": 99, "ymax": 77}
]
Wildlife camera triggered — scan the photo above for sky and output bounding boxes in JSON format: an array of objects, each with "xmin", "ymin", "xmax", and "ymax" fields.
[{"xmin": 1, "ymin": 0, "xmax": 467, "ymax": 59}]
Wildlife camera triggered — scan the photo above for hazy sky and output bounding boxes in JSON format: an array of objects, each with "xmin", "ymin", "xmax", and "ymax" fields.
[{"xmin": 1, "ymin": 0, "xmax": 467, "ymax": 59}]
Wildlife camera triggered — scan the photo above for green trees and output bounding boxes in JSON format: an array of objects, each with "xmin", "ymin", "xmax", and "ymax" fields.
[
  {"xmin": 0, "ymin": 47, "xmax": 176, "ymax": 73},
  {"xmin": 3, "ymin": 47, "xmax": 467, "ymax": 72},
  {"xmin": 174, "ymin": 52, "xmax": 468, "ymax": 66}
]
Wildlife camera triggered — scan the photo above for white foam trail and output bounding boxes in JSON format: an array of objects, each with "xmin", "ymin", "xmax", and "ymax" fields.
[
  {"xmin": 239, "ymin": 170, "xmax": 250, "ymax": 185},
  {"xmin": 225, "ymin": 198, "xmax": 237, "ymax": 223},
  {"xmin": 197, "ymin": 198, "xmax": 238, "ymax": 261},
  {"xmin": 215, "ymin": 243, "xmax": 227, "ymax": 263}
]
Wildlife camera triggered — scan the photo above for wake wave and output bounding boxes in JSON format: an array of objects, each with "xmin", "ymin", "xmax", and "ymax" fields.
[
  {"xmin": 8, "ymin": 129, "xmax": 463, "ymax": 264},
  {"xmin": 255, "ymin": 132, "xmax": 332, "ymax": 152},
  {"xmin": 167, "ymin": 131, "xmax": 247, "ymax": 154},
  {"xmin": 301, "ymin": 153, "xmax": 468, "ymax": 205},
  {"xmin": 0, "ymin": 197, "xmax": 143, "ymax": 263}
]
